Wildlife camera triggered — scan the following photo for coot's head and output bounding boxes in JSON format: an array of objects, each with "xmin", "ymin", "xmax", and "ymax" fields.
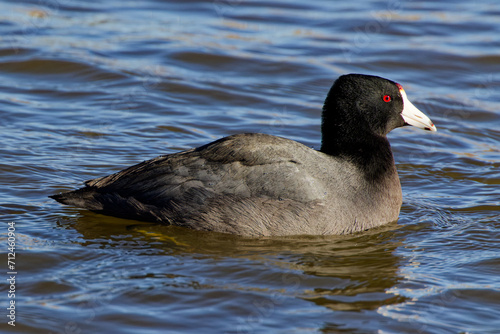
[{"xmin": 321, "ymin": 74, "xmax": 436, "ymax": 142}]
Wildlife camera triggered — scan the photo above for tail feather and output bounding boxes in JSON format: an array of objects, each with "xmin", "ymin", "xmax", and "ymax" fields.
[
  {"xmin": 49, "ymin": 188, "xmax": 169, "ymax": 223},
  {"xmin": 49, "ymin": 188, "xmax": 104, "ymax": 211}
]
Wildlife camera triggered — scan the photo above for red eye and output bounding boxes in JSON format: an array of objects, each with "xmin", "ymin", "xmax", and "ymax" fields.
[{"xmin": 383, "ymin": 95, "xmax": 391, "ymax": 102}]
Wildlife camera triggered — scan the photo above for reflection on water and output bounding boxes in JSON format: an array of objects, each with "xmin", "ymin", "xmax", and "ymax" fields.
[
  {"xmin": 1, "ymin": 0, "xmax": 499, "ymax": 333},
  {"xmin": 65, "ymin": 213, "xmax": 407, "ymax": 332}
]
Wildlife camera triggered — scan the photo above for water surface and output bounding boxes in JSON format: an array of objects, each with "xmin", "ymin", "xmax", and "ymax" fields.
[{"xmin": 1, "ymin": 0, "xmax": 499, "ymax": 333}]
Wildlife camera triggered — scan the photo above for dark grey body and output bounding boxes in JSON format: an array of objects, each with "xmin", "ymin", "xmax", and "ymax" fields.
[{"xmin": 52, "ymin": 133, "xmax": 402, "ymax": 236}]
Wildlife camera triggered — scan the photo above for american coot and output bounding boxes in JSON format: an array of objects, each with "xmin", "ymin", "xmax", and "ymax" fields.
[{"xmin": 51, "ymin": 74, "xmax": 436, "ymax": 236}]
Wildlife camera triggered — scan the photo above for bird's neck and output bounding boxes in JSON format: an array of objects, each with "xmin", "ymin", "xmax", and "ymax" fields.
[{"xmin": 320, "ymin": 127, "xmax": 396, "ymax": 183}]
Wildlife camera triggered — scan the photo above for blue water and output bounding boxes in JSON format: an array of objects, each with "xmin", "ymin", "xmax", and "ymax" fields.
[{"xmin": 1, "ymin": 0, "xmax": 499, "ymax": 333}]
